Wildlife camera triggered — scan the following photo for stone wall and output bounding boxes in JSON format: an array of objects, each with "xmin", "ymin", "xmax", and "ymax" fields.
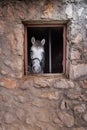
[
  {"xmin": 0, "ymin": 76, "xmax": 87, "ymax": 130},
  {"xmin": 0, "ymin": 0, "xmax": 87, "ymax": 130},
  {"xmin": 0, "ymin": 0, "xmax": 87, "ymax": 79}
]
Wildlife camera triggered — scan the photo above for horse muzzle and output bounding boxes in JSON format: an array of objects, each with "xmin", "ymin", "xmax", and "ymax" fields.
[{"xmin": 32, "ymin": 65, "xmax": 41, "ymax": 73}]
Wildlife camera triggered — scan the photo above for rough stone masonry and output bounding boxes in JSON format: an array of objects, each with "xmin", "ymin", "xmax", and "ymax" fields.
[{"xmin": 0, "ymin": 0, "xmax": 87, "ymax": 130}]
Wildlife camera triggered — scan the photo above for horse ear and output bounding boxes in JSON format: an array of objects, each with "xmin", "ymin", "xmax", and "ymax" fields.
[
  {"xmin": 41, "ymin": 39, "xmax": 45, "ymax": 46},
  {"xmin": 31, "ymin": 37, "xmax": 35, "ymax": 45}
]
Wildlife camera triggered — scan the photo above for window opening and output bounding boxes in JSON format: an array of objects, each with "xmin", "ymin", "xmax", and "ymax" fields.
[{"xmin": 24, "ymin": 24, "xmax": 66, "ymax": 75}]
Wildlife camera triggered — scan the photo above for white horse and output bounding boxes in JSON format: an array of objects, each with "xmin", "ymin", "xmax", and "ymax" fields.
[{"xmin": 30, "ymin": 37, "xmax": 45, "ymax": 73}]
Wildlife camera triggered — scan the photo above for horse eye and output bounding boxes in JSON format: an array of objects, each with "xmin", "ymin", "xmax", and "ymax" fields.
[
  {"xmin": 30, "ymin": 51, "xmax": 32, "ymax": 55},
  {"xmin": 42, "ymin": 52, "xmax": 45, "ymax": 57}
]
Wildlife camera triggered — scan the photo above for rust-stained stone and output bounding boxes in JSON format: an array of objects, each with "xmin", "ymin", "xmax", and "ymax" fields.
[
  {"xmin": 42, "ymin": 3, "xmax": 53, "ymax": 18},
  {"xmin": 0, "ymin": 77, "xmax": 18, "ymax": 88}
]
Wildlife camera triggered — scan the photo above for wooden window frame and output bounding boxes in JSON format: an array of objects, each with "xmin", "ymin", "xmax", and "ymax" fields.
[{"xmin": 24, "ymin": 23, "xmax": 66, "ymax": 75}]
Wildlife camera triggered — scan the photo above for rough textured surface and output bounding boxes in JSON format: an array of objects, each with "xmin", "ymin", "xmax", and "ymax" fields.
[
  {"xmin": 0, "ymin": 0, "xmax": 87, "ymax": 129},
  {"xmin": 0, "ymin": 76, "xmax": 87, "ymax": 130},
  {"xmin": 0, "ymin": 0, "xmax": 87, "ymax": 80}
]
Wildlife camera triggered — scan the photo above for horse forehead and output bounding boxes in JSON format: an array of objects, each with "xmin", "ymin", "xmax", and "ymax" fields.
[{"xmin": 31, "ymin": 46, "xmax": 44, "ymax": 53}]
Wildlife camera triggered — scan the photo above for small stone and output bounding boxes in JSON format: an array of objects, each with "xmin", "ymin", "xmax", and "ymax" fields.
[
  {"xmin": 83, "ymin": 113, "xmax": 87, "ymax": 122},
  {"xmin": 81, "ymin": 80, "xmax": 87, "ymax": 88},
  {"xmin": 72, "ymin": 34, "xmax": 83, "ymax": 44},
  {"xmin": 54, "ymin": 79, "xmax": 68, "ymax": 88},
  {"xmin": 74, "ymin": 104, "xmax": 86, "ymax": 113},
  {"xmin": 4, "ymin": 113, "xmax": 16, "ymax": 124},
  {"xmin": 25, "ymin": 115, "xmax": 36, "ymax": 125},
  {"xmin": 65, "ymin": 4, "xmax": 73, "ymax": 18},
  {"xmin": 35, "ymin": 109, "xmax": 50, "ymax": 122},
  {"xmin": 80, "ymin": 91, "xmax": 87, "ymax": 101},
  {"xmin": 54, "ymin": 118, "xmax": 63, "ymax": 127},
  {"xmin": 32, "ymin": 98, "xmax": 44, "ymax": 107},
  {"xmin": 67, "ymin": 89, "xmax": 81, "ymax": 100},
  {"xmin": 16, "ymin": 109, "xmax": 25, "ymax": 120},
  {"xmin": 0, "ymin": 78, "xmax": 18, "ymax": 89},
  {"xmin": 17, "ymin": 95, "xmax": 26, "ymax": 103},
  {"xmin": 1, "ymin": 70, "xmax": 7, "ymax": 75},
  {"xmin": 57, "ymin": 111, "xmax": 74, "ymax": 127},
  {"xmin": 20, "ymin": 80, "xmax": 33, "ymax": 90},
  {"xmin": 7, "ymin": 33, "xmax": 16, "ymax": 53},
  {"xmin": 26, "ymin": 118, "xmax": 31, "ymax": 124},
  {"xmin": 70, "ymin": 64, "xmax": 87, "ymax": 80},
  {"xmin": 70, "ymin": 48, "xmax": 81, "ymax": 60},
  {"xmin": 78, "ymin": 8, "xmax": 84, "ymax": 16},
  {"xmin": 68, "ymin": 80, "xmax": 75, "ymax": 88},
  {"xmin": 73, "ymin": 127, "xmax": 86, "ymax": 130},
  {"xmin": 46, "ymin": 124, "xmax": 59, "ymax": 130},
  {"xmin": 41, "ymin": 91, "xmax": 59, "ymax": 100},
  {"xmin": 54, "ymin": 79, "xmax": 74, "ymax": 89},
  {"xmin": 34, "ymin": 78, "xmax": 53, "ymax": 88},
  {"xmin": 15, "ymin": 58, "xmax": 23, "ymax": 71}
]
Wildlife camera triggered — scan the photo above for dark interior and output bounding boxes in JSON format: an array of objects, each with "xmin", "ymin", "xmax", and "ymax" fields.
[{"xmin": 27, "ymin": 27, "xmax": 63, "ymax": 73}]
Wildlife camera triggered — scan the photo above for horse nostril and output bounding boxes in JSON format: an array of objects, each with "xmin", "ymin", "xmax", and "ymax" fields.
[{"xmin": 32, "ymin": 65, "xmax": 41, "ymax": 73}]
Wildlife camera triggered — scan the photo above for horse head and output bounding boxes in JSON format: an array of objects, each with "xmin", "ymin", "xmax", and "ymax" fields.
[{"xmin": 30, "ymin": 37, "xmax": 45, "ymax": 73}]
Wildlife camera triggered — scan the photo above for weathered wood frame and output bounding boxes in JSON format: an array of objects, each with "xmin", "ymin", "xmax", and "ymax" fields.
[{"xmin": 24, "ymin": 23, "xmax": 66, "ymax": 75}]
